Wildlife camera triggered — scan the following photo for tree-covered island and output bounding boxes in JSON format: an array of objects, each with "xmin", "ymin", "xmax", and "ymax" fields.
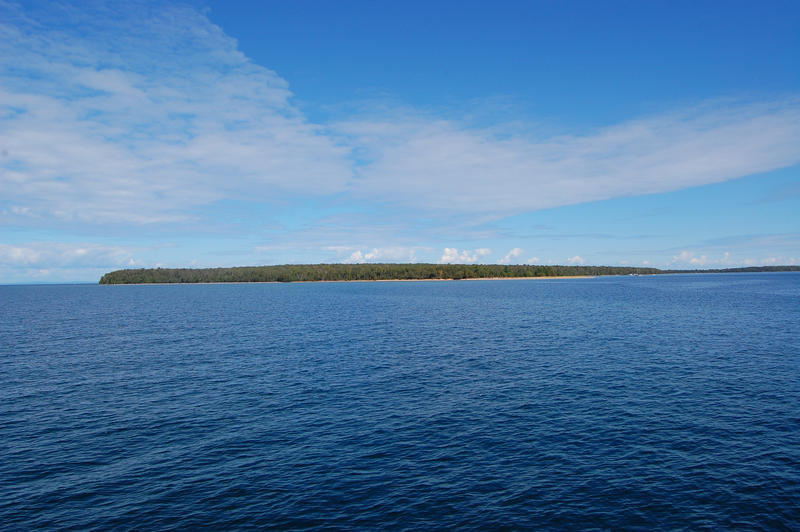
[{"xmin": 98, "ymin": 264, "xmax": 800, "ymax": 284}]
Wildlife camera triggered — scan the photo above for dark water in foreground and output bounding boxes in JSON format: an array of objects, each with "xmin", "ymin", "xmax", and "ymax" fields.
[{"xmin": 2, "ymin": 273, "xmax": 799, "ymax": 530}]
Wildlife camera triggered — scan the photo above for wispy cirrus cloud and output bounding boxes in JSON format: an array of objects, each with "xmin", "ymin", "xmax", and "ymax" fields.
[
  {"xmin": 0, "ymin": 242, "xmax": 138, "ymax": 268},
  {"xmin": 340, "ymin": 98, "xmax": 800, "ymax": 216},
  {"xmin": 3, "ymin": 1, "xmax": 800, "ymax": 231},
  {"xmin": 0, "ymin": 1, "xmax": 351, "ymax": 225}
]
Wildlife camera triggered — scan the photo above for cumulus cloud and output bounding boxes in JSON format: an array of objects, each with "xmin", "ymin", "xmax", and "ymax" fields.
[
  {"xmin": 345, "ymin": 251, "xmax": 366, "ymax": 263},
  {"xmin": 671, "ymin": 250, "xmax": 711, "ymax": 266},
  {"xmin": 439, "ymin": 247, "xmax": 491, "ymax": 264},
  {"xmin": 340, "ymin": 246, "xmax": 421, "ymax": 263},
  {"xmin": 567, "ymin": 255, "xmax": 585, "ymax": 265},
  {"xmin": 0, "ymin": 1, "xmax": 351, "ymax": 224},
  {"xmin": 498, "ymin": 247, "xmax": 523, "ymax": 264}
]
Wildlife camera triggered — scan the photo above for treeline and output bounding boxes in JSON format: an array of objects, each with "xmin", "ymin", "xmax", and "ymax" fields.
[
  {"xmin": 99, "ymin": 263, "xmax": 662, "ymax": 284},
  {"xmin": 99, "ymin": 264, "xmax": 800, "ymax": 284}
]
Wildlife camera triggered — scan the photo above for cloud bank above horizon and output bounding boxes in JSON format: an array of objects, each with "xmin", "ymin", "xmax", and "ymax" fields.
[{"xmin": 1, "ymin": 0, "xmax": 799, "ymax": 281}]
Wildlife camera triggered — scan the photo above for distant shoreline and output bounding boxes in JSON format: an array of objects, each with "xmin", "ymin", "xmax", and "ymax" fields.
[
  {"xmin": 101, "ymin": 275, "xmax": 602, "ymax": 286},
  {"xmin": 98, "ymin": 264, "xmax": 799, "ymax": 285}
]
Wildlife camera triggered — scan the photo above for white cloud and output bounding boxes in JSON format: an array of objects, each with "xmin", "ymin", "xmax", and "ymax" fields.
[
  {"xmin": 526, "ymin": 256, "xmax": 541, "ymax": 264},
  {"xmin": 439, "ymin": 247, "xmax": 491, "ymax": 264},
  {"xmin": 742, "ymin": 255, "xmax": 797, "ymax": 266},
  {"xmin": 0, "ymin": 242, "xmax": 137, "ymax": 268},
  {"xmin": 0, "ymin": 2, "xmax": 351, "ymax": 225},
  {"xmin": 669, "ymin": 249, "xmax": 800, "ymax": 267},
  {"xmin": 671, "ymin": 251, "xmax": 692, "ymax": 264},
  {"xmin": 341, "ymin": 98, "xmax": 800, "ymax": 216},
  {"xmin": 341, "ymin": 246, "xmax": 420, "ymax": 263},
  {"xmin": 567, "ymin": 255, "xmax": 585, "ymax": 265},
  {"xmin": 4, "ymin": 2, "xmax": 799, "ymax": 231},
  {"xmin": 345, "ymin": 251, "xmax": 365, "ymax": 263},
  {"xmin": 498, "ymin": 247, "xmax": 523, "ymax": 264},
  {"xmin": 671, "ymin": 250, "xmax": 711, "ymax": 265}
]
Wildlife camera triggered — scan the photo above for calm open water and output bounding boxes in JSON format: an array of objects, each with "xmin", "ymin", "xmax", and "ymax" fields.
[{"xmin": 2, "ymin": 273, "xmax": 799, "ymax": 530}]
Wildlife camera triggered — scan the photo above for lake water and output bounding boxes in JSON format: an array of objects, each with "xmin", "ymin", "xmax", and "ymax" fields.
[{"xmin": 2, "ymin": 273, "xmax": 799, "ymax": 530}]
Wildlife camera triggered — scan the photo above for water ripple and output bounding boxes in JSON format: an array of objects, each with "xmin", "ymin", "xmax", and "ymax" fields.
[{"xmin": 1, "ymin": 274, "xmax": 799, "ymax": 529}]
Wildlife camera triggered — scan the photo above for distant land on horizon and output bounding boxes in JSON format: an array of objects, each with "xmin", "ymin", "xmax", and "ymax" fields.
[{"xmin": 98, "ymin": 264, "xmax": 800, "ymax": 284}]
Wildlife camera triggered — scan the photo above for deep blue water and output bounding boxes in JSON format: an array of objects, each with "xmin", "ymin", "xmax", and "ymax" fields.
[{"xmin": 2, "ymin": 273, "xmax": 799, "ymax": 530}]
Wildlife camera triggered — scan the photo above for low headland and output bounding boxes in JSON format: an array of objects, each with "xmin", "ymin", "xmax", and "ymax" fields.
[{"xmin": 98, "ymin": 264, "xmax": 800, "ymax": 284}]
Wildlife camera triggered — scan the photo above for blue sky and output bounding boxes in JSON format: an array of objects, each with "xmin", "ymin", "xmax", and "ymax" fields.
[{"xmin": 1, "ymin": 0, "xmax": 799, "ymax": 283}]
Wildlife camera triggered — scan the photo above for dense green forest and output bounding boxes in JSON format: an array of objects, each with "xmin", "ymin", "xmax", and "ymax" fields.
[{"xmin": 98, "ymin": 263, "xmax": 799, "ymax": 284}]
